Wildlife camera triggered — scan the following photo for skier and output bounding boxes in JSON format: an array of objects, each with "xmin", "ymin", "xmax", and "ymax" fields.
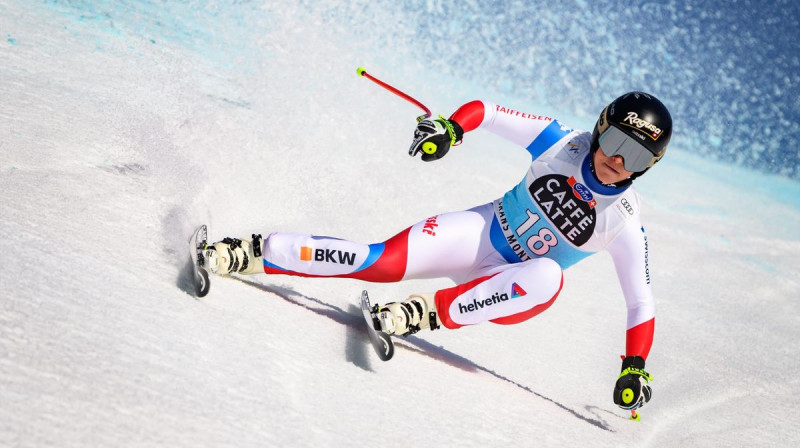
[{"xmin": 200, "ymin": 91, "xmax": 671, "ymax": 412}]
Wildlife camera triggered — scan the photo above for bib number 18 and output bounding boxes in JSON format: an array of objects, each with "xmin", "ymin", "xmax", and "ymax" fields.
[{"xmin": 515, "ymin": 209, "xmax": 558, "ymax": 256}]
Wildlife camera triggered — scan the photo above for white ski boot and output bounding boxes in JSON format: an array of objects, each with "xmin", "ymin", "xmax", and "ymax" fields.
[
  {"xmin": 201, "ymin": 234, "xmax": 263, "ymax": 275},
  {"xmin": 376, "ymin": 293, "xmax": 441, "ymax": 336}
]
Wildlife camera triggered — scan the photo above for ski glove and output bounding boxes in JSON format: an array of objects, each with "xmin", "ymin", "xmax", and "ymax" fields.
[
  {"xmin": 613, "ymin": 356, "xmax": 653, "ymax": 410},
  {"xmin": 408, "ymin": 116, "xmax": 464, "ymax": 162}
]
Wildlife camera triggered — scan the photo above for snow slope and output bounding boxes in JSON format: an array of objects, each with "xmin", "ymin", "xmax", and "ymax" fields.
[{"xmin": 2, "ymin": 1, "xmax": 799, "ymax": 447}]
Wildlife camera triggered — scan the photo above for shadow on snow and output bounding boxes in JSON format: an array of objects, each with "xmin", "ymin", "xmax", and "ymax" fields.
[{"xmin": 227, "ymin": 276, "xmax": 616, "ymax": 432}]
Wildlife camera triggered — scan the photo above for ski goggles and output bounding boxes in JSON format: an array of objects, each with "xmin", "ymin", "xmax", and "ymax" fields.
[{"xmin": 597, "ymin": 126, "xmax": 658, "ymax": 172}]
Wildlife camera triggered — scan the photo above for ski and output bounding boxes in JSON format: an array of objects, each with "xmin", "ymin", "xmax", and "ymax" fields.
[
  {"xmin": 360, "ymin": 290, "xmax": 394, "ymax": 361},
  {"xmin": 188, "ymin": 224, "xmax": 211, "ymax": 297}
]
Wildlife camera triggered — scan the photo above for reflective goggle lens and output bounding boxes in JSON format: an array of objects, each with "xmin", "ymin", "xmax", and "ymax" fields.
[{"xmin": 598, "ymin": 126, "xmax": 657, "ymax": 172}]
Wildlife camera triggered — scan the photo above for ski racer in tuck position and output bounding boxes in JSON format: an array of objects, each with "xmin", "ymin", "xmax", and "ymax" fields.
[{"xmin": 201, "ymin": 91, "xmax": 672, "ymax": 412}]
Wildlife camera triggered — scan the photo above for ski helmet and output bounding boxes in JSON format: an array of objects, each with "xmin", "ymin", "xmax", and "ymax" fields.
[{"xmin": 591, "ymin": 91, "xmax": 672, "ymax": 181}]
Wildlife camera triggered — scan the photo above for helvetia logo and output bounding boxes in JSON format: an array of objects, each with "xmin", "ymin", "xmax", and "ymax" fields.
[
  {"xmin": 510, "ymin": 282, "xmax": 527, "ymax": 298},
  {"xmin": 299, "ymin": 246, "xmax": 356, "ymax": 266},
  {"xmin": 458, "ymin": 283, "xmax": 527, "ymax": 314}
]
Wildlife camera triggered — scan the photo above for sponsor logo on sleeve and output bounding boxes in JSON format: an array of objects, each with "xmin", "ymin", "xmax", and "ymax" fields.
[
  {"xmin": 496, "ymin": 104, "xmax": 553, "ymax": 121},
  {"xmin": 642, "ymin": 227, "xmax": 650, "ymax": 285}
]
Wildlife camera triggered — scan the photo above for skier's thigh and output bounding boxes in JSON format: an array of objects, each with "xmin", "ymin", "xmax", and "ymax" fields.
[
  {"xmin": 436, "ymin": 258, "xmax": 563, "ymax": 328},
  {"xmin": 404, "ymin": 208, "xmax": 492, "ymax": 279}
]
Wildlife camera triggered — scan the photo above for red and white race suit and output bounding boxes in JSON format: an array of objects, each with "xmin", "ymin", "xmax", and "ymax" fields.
[{"xmin": 262, "ymin": 100, "xmax": 655, "ymax": 359}]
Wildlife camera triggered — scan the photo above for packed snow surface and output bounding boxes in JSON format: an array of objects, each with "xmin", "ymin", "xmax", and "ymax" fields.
[{"xmin": 2, "ymin": 1, "xmax": 799, "ymax": 446}]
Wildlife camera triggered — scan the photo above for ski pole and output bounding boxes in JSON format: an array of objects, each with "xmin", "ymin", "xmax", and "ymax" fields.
[{"xmin": 356, "ymin": 66, "xmax": 431, "ymax": 118}]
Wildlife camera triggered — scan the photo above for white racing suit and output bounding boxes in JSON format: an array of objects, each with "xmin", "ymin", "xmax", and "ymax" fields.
[{"xmin": 262, "ymin": 100, "xmax": 655, "ymax": 359}]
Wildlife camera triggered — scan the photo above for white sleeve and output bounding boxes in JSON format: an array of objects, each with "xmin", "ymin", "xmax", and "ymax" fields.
[
  {"xmin": 478, "ymin": 101, "xmax": 566, "ymax": 150},
  {"xmin": 605, "ymin": 215, "xmax": 655, "ymax": 330}
]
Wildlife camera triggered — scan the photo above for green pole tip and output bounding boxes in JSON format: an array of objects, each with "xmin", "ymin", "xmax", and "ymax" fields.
[{"xmin": 356, "ymin": 66, "xmax": 367, "ymax": 76}]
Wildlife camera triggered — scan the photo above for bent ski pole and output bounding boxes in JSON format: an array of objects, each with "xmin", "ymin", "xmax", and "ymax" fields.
[{"xmin": 356, "ymin": 67, "xmax": 431, "ymax": 118}]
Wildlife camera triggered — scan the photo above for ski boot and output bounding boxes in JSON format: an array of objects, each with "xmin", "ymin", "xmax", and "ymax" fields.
[
  {"xmin": 201, "ymin": 234, "xmax": 264, "ymax": 275},
  {"xmin": 375, "ymin": 293, "xmax": 441, "ymax": 336}
]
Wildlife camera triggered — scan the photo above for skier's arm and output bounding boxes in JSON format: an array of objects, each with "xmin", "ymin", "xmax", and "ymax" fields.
[
  {"xmin": 607, "ymin": 219, "xmax": 655, "ymax": 409},
  {"xmin": 605, "ymin": 216, "xmax": 655, "ymax": 360},
  {"xmin": 449, "ymin": 100, "xmax": 570, "ymax": 158}
]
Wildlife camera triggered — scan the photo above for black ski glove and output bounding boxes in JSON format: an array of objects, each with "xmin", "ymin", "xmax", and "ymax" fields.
[
  {"xmin": 613, "ymin": 356, "xmax": 653, "ymax": 410},
  {"xmin": 408, "ymin": 115, "xmax": 464, "ymax": 162}
]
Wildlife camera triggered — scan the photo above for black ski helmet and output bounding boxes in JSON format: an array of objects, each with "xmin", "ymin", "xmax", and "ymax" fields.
[{"xmin": 591, "ymin": 91, "xmax": 672, "ymax": 182}]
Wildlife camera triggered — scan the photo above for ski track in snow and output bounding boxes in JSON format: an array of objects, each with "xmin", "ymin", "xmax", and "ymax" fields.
[{"xmin": 229, "ymin": 276, "xmax": 616, "ymax": 432}]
